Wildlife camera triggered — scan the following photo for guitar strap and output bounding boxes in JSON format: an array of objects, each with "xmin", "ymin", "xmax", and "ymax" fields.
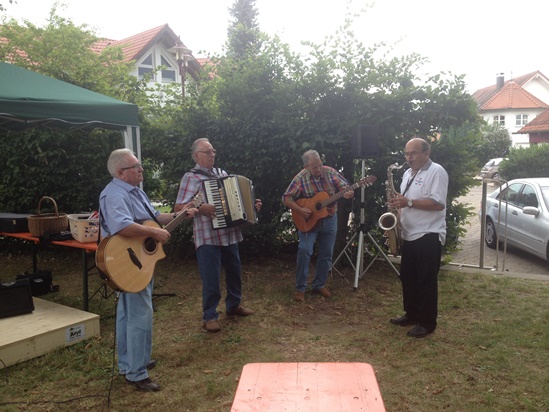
[
  {"xmin": 97, "ymin": 208, "xmax": 104, "ymax": 245},
  {"xmin": 142, "ymin": 200, "xmax": 161, "ymax": 226}
]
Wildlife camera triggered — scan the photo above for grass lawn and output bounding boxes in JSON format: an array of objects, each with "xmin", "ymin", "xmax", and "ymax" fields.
[{"xmin": 0, "ymin": 247, "xmax": 548, "ymax": 411}]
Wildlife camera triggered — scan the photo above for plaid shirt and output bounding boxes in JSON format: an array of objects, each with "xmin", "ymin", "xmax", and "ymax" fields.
[
  {"xmin": 282, "ymin": 165, "xmax": 349, "ymax": 211},
  {"xmin": 176, "ymin": 165, "xmax": 243, "ymax": 249}
]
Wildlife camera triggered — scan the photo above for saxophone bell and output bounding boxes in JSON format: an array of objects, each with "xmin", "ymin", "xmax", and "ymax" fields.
[
  {"xmin": 378, "ymin": 161, "xmax": 407, "ymax": 257},
  {"xmin": 378, "ymin": 212, "xmax": 397, "ymax": 231}
]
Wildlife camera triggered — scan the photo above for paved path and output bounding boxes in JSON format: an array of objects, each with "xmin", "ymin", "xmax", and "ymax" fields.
[{"xmin": 446, "ymin": 182, "xmax": 548, "ymax": 280}]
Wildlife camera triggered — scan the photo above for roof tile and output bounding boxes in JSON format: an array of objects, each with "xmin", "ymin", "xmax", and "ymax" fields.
[{"xmin": 480, "ymin": 81, "xmax": 549, "ymax": 111}]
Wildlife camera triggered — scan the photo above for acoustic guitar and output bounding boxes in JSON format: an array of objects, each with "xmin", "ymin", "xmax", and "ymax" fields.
[
  {"xmin": 96, "ymin": 194, "xmax": 203, "ymax": 293},
  {"xmin": 292, "ymin": 176, "xmax": 375, "ymax": 233}
]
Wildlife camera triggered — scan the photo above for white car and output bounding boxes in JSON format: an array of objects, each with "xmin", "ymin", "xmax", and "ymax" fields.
[{"xmin": 482, "ymin": 178, "xmax": 549, "ymax": 261}]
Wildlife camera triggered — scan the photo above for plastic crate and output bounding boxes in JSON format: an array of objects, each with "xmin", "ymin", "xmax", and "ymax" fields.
[{"xmin": 68, "ymin": 214, "xmax": 99, "ymax": 243}]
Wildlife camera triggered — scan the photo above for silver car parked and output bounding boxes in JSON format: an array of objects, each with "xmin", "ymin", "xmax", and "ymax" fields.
[
  {"xmin": 480, "ymin": 158, "xmax": 504, "ymax": 180},
  {"xmin": 482, "ymin": 178, "xmax": 549, "ymax": 261}
]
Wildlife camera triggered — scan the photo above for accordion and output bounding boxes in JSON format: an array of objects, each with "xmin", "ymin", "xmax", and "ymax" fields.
[{"xmin": 202, "ymin": 175, "xmax": 258, "ymax": 230}]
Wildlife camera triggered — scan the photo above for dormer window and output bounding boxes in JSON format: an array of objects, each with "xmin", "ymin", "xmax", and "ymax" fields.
[
  {"xmin": 515, "ymin": 114, "xmax": 528, "ymax": 126},
  {"xmin": 138, "ymin": 53, "xmax": 155, "ymax": 80},
  {"xmin": 493, "ymin": 115, "xmax": 505, "ymax": 126},
  {"xmin": 160, "ymin": 55, "xmax": 176, "ymax": 83}
]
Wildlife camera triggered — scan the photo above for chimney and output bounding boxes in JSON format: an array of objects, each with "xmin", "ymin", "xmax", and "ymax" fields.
[{"xmin": 496, "ymin": 73, "xmax": 504, "ymax": 91}]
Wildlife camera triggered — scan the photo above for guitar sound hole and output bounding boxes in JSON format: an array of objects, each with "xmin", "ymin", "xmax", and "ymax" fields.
[
  {"xmin": 315, "ymin": 203, "xmax": 323, "ymax": 211},
  {"xmin": 143, "ymin": 238, "xmax": 157, "ymax": 253}
]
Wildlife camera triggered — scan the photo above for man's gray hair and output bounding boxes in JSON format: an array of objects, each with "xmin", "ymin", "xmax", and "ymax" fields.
[
  {"xmin": 302, "ymin": 149, "xmax": 321, "ymax": 166},
  {"xmin": 191, "ymin": 138, "xmax": 210, "ymax": 157},
  {"xmin": 107, "ymin": 148, "xmax": 134, "ymax": 177}
]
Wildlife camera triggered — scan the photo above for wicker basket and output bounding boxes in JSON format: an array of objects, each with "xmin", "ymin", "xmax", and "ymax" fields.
[{"xmin": 27, "ymin": 196, "xmax": 69, "ymax": 237}]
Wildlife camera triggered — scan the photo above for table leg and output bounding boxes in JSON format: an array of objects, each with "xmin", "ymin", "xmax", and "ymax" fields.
[
  {"xmin": 32, "ymin": 243, "xmax": 38, "ymax": 273},
  {"xmin": 82, "ymin": 250, "xmax": 89, "ymax": 311}
]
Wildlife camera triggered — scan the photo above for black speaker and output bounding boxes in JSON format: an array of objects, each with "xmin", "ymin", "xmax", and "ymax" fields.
[
  {"xmin": 0, "ymin": 278, "xmax": 35, "ymax": 318},
  {"xmin": 352, "ymin": 124, "xmax": 379, "ymax": 159}
]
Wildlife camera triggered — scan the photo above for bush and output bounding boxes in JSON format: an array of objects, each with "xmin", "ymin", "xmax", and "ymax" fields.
[{"xmin": 498, "ymin": 144, "xmax": 549, "ymax": 180}]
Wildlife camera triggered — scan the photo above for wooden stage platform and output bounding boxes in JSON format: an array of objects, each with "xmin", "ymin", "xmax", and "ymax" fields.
[{"xmin": 0, "ymin": 298, "xmax": 100, "ymax": 368}]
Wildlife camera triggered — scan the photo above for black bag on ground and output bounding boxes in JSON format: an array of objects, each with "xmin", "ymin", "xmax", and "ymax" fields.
[
  {"xmin": 16, "ymin": 269, "xmax": 59, "ymax": 296},
  {"xmin": 0, "ymin": 278, "xmax": 35, "ymax": 318}
]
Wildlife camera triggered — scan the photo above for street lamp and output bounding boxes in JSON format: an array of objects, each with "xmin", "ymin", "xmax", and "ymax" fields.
[{"xmin": 169, "ymin": 42, "xmax": 192, "ymax": 97}]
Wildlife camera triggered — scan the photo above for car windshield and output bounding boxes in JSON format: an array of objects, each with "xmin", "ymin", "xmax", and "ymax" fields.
[{"xmin": 484, "ymin": 158, "xmax": 503, "ymax": 168}]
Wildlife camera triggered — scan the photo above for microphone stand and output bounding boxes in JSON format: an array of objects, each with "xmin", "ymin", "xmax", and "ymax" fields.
[{"xmin": 331, "ymin": 159, "xmax": 400, "ymax": 290}]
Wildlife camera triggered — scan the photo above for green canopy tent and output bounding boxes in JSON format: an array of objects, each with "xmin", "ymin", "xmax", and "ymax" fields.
[{"xmin": 0, "ymin": 62, "xmax": 141, "ymax": 159}]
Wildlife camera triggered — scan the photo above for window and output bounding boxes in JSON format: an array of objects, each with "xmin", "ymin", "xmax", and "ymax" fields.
[
  {"xmin": 493, "ymin": 115, "xmax": 505, "ymax": 126},
  {"xmin": 515, "ymin": 114, "xmax": 528, "ymax": 126},
  {"xmin": 160, "ymin": 55, "xmax": 176, "ymax": 83},
  {"xmin": 498, "ymin": 183, "xmax": 522, "ymax": 206},
  {"xmin": 138, "ymin": 53, "xmax": 155, "ymax": 80},
  {"xmin": 519, "ymin": 185, "xmax": 538, "ymax": 208}
]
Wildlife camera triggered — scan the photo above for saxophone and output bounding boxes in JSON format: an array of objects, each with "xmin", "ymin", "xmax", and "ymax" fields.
[{"xmin": 378, "ymin": 162, "xmax": 407, "ymax": 257}]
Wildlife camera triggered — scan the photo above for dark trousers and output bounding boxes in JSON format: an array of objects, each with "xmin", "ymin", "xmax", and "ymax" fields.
[{"xmin": 400, "ymin": 233, "xmax": 442, "ymax": 330}]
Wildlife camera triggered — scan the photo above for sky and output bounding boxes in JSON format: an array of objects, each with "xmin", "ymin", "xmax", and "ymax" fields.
[{"xmin": 3, "ymin": 0, "xmax": 549, "ymax": 93}]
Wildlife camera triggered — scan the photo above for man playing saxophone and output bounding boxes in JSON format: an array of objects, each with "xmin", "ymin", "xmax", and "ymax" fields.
[{"xmin": 387, "ymin": 137, "xmax": 448, "ymax": 338}]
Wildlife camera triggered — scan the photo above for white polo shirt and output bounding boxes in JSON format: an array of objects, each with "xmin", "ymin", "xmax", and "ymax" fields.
[{"xmin": 399, "ymin": 159, "xmax": 448, "ymax": 244}]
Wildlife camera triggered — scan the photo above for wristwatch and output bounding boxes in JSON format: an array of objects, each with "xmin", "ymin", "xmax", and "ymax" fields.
[{"xmin": 407, "ymin": 199, "xmax": 414, "ymax": 208}]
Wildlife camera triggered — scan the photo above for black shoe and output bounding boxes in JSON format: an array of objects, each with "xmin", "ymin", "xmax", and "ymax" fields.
[
  {"xmin": 390, "ymin": 315, "xmax": 416, "ymax": 326},
  {"xmin": 406, "ymin": 325, "xmax": 435, "ymax": 338},
  {"xmin": 126, "ymin": 377, "xmax": 161, "ymax": 392}
]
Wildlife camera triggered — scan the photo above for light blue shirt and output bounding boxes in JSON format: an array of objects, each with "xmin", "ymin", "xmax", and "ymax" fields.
[{"xmin": 99, "ymin": 178, "xmax": 159, "ymax": 236}]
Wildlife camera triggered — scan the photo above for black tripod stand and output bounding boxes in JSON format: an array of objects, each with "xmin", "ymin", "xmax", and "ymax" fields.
[{"xmin": 331, "ymin": 159, "xmax": 400, "ymax": 290}]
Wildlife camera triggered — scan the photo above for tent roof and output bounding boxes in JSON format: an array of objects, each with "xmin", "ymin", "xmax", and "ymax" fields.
[{"xmin": 0, "ymin": 62, "xmax": 139, "ymax": 131}]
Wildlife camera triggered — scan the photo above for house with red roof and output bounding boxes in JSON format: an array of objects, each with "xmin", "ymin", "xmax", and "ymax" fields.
[
  {"xmin": 93, "ymin": 24, "xmax": 203, "ymax": 95},
  {"xmin": 472, "ymin": 71, "xmax": 549, "ymax": 146}
]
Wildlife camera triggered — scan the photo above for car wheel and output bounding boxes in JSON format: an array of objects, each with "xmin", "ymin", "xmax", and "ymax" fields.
[
  {"xmin": 485, "ymin": 218, "xmax": 498, "ymax": 249},
  {"xmin": 492, "ymin": 172, "xmax": 500, "ymax": 180}
]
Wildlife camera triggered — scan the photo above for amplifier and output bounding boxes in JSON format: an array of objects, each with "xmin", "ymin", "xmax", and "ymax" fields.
[
  {"xmin": 0, "ymin": 213, "xmax": 31, "ymax": 233},
  {"xmin": 0, "ymin": 278, "xmax": 35, "ymax": 319}
]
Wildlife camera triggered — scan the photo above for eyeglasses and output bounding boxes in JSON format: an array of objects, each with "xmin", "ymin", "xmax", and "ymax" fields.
[
  {"xmin": 120, "ymin": 163, "xmax": 143, "ymax": 170},
  {"xmin": 404, "ymin": 151, "xmax": 425, "ymax": 158},
  {"xmin": 197, "ymin": 149, "xmax": 217, "ymax": 156}
]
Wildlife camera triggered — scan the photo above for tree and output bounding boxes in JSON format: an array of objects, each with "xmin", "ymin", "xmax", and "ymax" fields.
[
  {"xmin": 478, "ymin": 122, "xmax": 512, "ymax": 163},
  {"xmin": 226, "ymin": 0, "xmax": 262, "ymax": 59},
  {"xmin": 152, "ymin": 9, "xmax": 483, "ymax": 257},
  {"xmin": 0, "ymin": 10, "xmax": 154, "ymax": 214}
]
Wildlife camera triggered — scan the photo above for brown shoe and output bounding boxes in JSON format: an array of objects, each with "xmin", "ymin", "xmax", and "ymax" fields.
[
  {"xmin": 226, "ymin": 305, "xmax": 255, "ymax": 316},
  {"xmin": 126, "ymin": 377, "xmax": 161, "ymax": 392},
  {"xmin": 312, "ymin": 287, "xmax": 331, "ymax": 297},
  {"xmin": 294, "ymin": 291, "xmax": 305, "ymax": 302},
  {"xmin": 203, "ymin": 320, "xmax": 221, "ymax": 333}
]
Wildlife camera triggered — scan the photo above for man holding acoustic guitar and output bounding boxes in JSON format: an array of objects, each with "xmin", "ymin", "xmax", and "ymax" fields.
[
  {"xmin": 98, "ymin": 148, "xmax": 197, "ymax": 392},
  {"xmin": 282, "ymin": 150, "xmax": 376, "ymax": 302}
]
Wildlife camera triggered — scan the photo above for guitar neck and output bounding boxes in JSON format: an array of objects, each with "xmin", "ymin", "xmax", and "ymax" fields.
[
  {"xmin": 320, "ymin": 181, "xmax": 363, "ymax": 208},
  {"xmin": 162, "ymin": 204, "xmax": 193, "ymax": 233}
]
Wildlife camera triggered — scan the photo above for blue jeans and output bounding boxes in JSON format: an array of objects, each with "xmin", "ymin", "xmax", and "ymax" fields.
[
  {"xmin": 295, "ymin": 214, "xmax": 337, "ymax": 292},
  {"xmin": 117, "ymin": 280, "xmax": 154, "ymax": 382},
  {"xmin": 196, "ymin": 243, "xmax": 242, "ymax": 322}
]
